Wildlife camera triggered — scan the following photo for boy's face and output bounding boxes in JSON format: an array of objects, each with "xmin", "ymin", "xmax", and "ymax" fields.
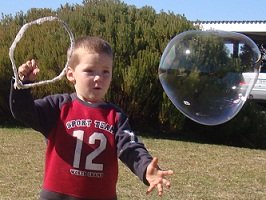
[{"xmin": 67, "ymin": 48, "xmax": 113, "ymax": 103}]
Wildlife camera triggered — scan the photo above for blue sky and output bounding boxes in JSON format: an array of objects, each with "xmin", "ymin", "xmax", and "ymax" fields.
[{"xmin": 1, "ymin": 0, "xmax": 266, "ymax": 21}]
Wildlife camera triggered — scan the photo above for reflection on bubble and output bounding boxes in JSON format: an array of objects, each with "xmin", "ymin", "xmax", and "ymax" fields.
[{"xmin": 159, "ymin": 30, "xmax": 261, "ymax": 125}]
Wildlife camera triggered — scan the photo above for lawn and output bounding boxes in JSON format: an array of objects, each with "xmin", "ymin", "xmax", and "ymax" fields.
[{"xmin": 0, "ymin": 128, "xmax": 265, "ymax": 200}]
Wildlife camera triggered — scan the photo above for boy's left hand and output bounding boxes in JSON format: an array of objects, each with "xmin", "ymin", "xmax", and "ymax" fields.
[{"xmin": 145, "ymin": 157, "xmax": 174, "ymax": 196}]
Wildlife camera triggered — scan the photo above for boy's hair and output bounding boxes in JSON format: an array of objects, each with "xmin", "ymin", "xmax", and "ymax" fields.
[{"xmin": 67, "ymin": 36, "xmax": 113, "ymax": 69}]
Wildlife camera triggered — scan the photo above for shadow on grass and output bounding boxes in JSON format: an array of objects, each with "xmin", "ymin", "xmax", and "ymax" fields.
[
  {"xmin": 142, "ymin": 101, "xmax": 266, "ymax": 150},
  {"xmin": 138, "ymin": 105, "xmax": 266, "ymax": 151},
  {"xmin": 139, "ymin": 126, "xmax": 266, "ymax": 150}
]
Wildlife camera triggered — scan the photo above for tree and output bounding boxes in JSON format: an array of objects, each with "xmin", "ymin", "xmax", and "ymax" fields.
[{"xmin": 0, "ymin": 0, "xmax": 193, "ymax": 131}]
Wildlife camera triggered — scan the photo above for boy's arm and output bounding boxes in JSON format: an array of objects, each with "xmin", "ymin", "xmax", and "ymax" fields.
[
  {"xmin": 115, "ymin": 113, "xmax": 173, "ymax": 196},
  {"xmin": 9, "ymin": 58, "xmax": 51, "ymax": 134},
  {"xmin": 9, "ymin": 80, "xmax": 60, "ymax": 136},
  {"xmin": 116, "ymin": 116, "xmax": 153, "ymax": 185},
  {"xmin": 10, "ymin": 80, "xmax": 39, "ymax": 128}
]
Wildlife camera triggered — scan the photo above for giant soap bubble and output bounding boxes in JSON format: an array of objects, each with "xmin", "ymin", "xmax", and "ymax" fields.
[{"xmin": 159, "ymin": 30, "xmax": 262, "ymax": 125}]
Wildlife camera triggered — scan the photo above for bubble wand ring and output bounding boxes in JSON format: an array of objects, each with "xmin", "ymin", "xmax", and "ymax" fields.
[{"xmin": 9, "ymin": 16, "xmax": 75, "ymax": 89}]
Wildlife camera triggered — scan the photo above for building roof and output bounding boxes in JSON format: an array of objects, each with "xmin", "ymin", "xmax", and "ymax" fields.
[{"xmin": 192, "ymin": 21, "xmax": 266, "ymax": 44}]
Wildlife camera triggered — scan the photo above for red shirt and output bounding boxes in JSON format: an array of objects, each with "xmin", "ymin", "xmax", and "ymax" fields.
[{"xmin": 44, "ymin": 99, "xmax": 119, "ymax": 199}]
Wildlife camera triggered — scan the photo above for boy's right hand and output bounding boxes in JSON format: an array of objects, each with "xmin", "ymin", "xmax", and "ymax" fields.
[{"xmin": 18, "ymin": 59, "xmax": 40, "ymax": 81}]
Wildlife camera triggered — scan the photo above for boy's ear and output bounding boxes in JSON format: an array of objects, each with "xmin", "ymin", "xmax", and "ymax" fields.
[{"xmin": 66, "ymin": 67, "xmax": 75, "ymax": 84}]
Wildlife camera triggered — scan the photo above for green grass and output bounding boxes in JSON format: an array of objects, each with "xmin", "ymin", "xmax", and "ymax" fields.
[{"xmin": 0, "ymin": 128, "xmax": 265, "ymax": 200}]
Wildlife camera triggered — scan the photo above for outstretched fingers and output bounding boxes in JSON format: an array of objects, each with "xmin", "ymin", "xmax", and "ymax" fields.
[{"xmin": 145, "ymin": 157, "xmax": 174, "ymax": 196}]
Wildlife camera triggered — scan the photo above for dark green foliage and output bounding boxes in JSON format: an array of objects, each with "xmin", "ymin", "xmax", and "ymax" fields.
[{"xmin": 0, "ymin": 0, "xmax": 192, "ymax": 128}]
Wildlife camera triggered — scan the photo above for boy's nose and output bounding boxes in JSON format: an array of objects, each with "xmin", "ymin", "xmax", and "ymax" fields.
[{"xmin": 94, "ymin": 75, "xmax": 101, "ymax": 81}]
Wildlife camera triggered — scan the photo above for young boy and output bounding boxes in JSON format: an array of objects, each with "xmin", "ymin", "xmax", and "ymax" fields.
[{"xmin": 9, "ymin": 36, "xmax": 173, "ymax": 200}]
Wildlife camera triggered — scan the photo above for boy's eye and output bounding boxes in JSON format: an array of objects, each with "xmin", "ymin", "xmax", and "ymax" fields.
[
  {"xmin": 84, "ymin": 69, "xmax": 111, "ymax": 76},
  {"xmin": 103, "ymin": 70, "xmax": 111, "ymax": 76},
  {"xmin": 86, "ymin": 70, "xmax": 94, "ymax": 74}
]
